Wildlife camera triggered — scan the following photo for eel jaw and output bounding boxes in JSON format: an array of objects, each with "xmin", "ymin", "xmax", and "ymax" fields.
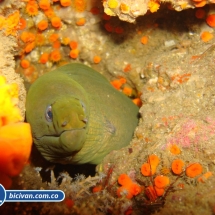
[{"xmin": 34, "ymin": 127, "xmax": 87, "ymax": 164}]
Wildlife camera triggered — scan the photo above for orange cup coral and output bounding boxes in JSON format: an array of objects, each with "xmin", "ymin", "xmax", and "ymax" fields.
[
  {"xmin": 51, "ymin": 16, "xmax": 62, "ymax": 28},
  {"xmin": 93, "ymin": 56, "xmax": 101, "ymax": 64},
  {"xmin": 206, "ymin": 14, "xmax": 215, "ymax": 27},
  {"xmin": 25, "ymin": 0, "xmax": 39, "ymax": 16},
  {"xmin": 201, "ymin": 31, "xmax": 213, "ymax": 42},
  {"xmin": 198, "ymin": 171, "xmax": 213, "ymax": 183},
  {"xmin": 154, "ymin": 186, "xmax": 165, "ymax": 196},
  {"xmin": 39, "ymin": 53, "xmax": 49, "ymax": 64},
  {"xmin": 122, "ymin": 87, "xmax": 132, "ymax": 96},
  {"xmin": 117, "ymin": 174, "xmax": 141, "ymax": 199},
  {"xmin": 39, "ymin": 0, "xmax": 51, "ymax": 10},
  {"xmin": 171, "ymin": 159, "xmax": 184, "ymax": 175},
  {"xmin": 141, "ymin": 163, "xmax": 154, "ymax": 176},
  {"xmin": 186, "ymin": 163, "xmax": 203, "ymax": 178},
  {"xmin": 148, "ymin": 154, "xmax": 160, "ymax": 166},
  {"xmin": 169, "ymin": 144, "xmax": 181, "ymax": 155},
  {"xmin": 69, "ymin": 41, "xmax": 78, "ymax": 49},
  {"xmin": 132, "ymin": 98, "xmax": 142, "ymax": 107},
  {"xmin": 20, "ymin": 59, "xmax": 30, "ymax": 69},
  {"xmin": 141, "ymin": 154, "xmax": 160, "ymax": 176},
  {"xmin": 60, "ymin": 0, "xmax": 71, "ymax": 6},
  {"xmin": 50, "ymin": 49, "xmax": 61, "ymax": 62},
  {"xmin": 154, "ymin": 175, "xmax": 170, "ymax": 189},
  {"xmin": 37, "ymin": 20, "xmax": 48, "ymax": 31},
  {"xmin": 69, "ymin": 49, "xmax": 79, "ymax": 59}
]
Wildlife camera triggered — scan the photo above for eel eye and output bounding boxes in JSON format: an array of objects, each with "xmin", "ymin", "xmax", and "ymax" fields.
[{"xmin": 45, "ymin": 105, "xmax": 53, "ymax": 122}]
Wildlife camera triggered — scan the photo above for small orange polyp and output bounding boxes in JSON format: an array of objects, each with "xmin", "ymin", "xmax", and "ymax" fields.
[
  {"xmin": 60, "ymin": 0, "xmax": 71, "ymax": 7},
  {"xmin": 76, "ymin": 18, "xmax": 86, "ymax": 26},
  {"xmin": 51, "ymin": 16, "xmax": 62, "ymax": 28},
  {"xmin": 39, "ymin": 53, "xmax": 49, "ymax": 64},
  {"xmin": 93, "ymin": 56, "xmax": 101, "ymax": 64},
  {"xmin": 39, "ymin": 0, "xmax": 51, "ymax": 10},
  {"xmin": 69, "ymin": 49, "xmax": 79, "ymax": 59},
  {"xmin": 37, "ymin": 20, "xmax": 48, "ymax": 31}
]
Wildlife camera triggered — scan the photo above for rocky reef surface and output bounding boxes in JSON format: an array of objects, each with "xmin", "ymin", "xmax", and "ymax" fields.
[{"xmin": 1, "ymin": 0, "xmax": 215, "ymax": 214}]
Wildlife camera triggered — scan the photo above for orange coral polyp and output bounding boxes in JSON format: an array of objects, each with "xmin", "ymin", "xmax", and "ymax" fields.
[
  {"xmin": 141, "ymin": 162, "xmax": 156, "ymax": 176},
  {"xmin": 92, "ymin": 185, "xmax": 102, "ymax": 193},
  {"xmin": 18, "ymin": 18, "xmax": 27, "ymax": 30},
  {"xmin": 119, "ymin": 77, "xmax": 126, "ymax": 84},
  {"xmin": 186, "ymin": 163, "xmax": 203, "ymax": 178},
  {"xmin": 76, "ymin": 18, "xmax": 86, "ymax": 26},
  {"xmin": 52, "ymin": 40, "xmax": 61, "ymax": 49},
  {"xmin": 206, "ymin": 14, "xmax": 215, "ymax": 27},
  {"xmin": 198, "ymin": 171, "xmax": 213, "ymax": 183},
  {"xmin": 154, "ymin": 186, "xmax": 165, "ymax": 196},
  {"xmin": 129, "ymin": 183, "xmax": 142, "ymax": 196},
  {"xmin": 50, "ymin": 49, "xmax": 61, "ymax": 62},
  {"xmin": 117, "ymin": 183, "xmax": 141, "ymax": 199},
  {"xmin": 93, "ymin": 56, "xmax": 101, "ymax": 64},
  {"xmin": 148, "ymin": 154, "xmax": 160, "ymax": 167},
  {"xmin": 44, "ymin": 8, "xmax": 55, "ymax": 18},
  {"xmin": 37, "ymin": 20, "xmax": 48, "ymax": 31},
  {"xmin": 51, "ymin": 16, "xmax": 62, "ymax": 28},
  {"xmin": 20, "ymin": 31, "xmax": 36, "ymax": 43},
  {"xmin": 69, "ymin": 49, "xmax": 79, "ymax": 59},
  {"xmin": 35, "ymin": 34, "xmax": 45, "ymax": 46},
  {"xmin": 123, "ymin": 87, "xmax": 132, "ymax": 96},
  {"xmin": 132, "ymin": 98, "xmax": 142, "ymax": 107},
  {"xmin": 171, "ymin": 159, "xmax": 184, "ymax": 175},
  {"xmin": 24, "ymin": 42, "xmax": 35, "ymax": 53},
  {"xmin": 194, "ymin": 1, "xmax": 206, "ymax": 8},
  {"xmin": 39, "ymin": 0, "xmax": 51, "ymax": 10},
  {"xmin": 154, "ymin": 175, "xmax": 170, "ymax": 189},
  {"xmin": 74, "ymin": 0, "xmax": 86, "ymax": 12},
  {"xmin": 25, "ymin": 1, "xmax": 38, "ymax": 16},
  {"xmin": 117, "ymin": 174, "xmax": 141, "ymax": 199},
  {"xmin": 201, "ymin": 31, "xmax": 213, "ymax": 42},
  {"xmin": 20, "ymin": 59, "xmax": 30, "ymax": 69},
  {"xmin": 141, "ymin": 36, "xmax": 148, "ymax": 45},
  {"xmin": 170, "ymin": 144, "xmax": 181, "ymax": 155},
  {"xmin": 110, "ymin": 79, "xmax": 123, "ymax": 90},
  {"xmin": 39, "ymin": 53, "xmax": 49, "ymax": 64},
  {"xmin": 60, "ymin": 0, "xmax": 71, "ymax": 6},
  {"xmin": 69, "ymin": 41, "xmax": 78, "ymax": 49},
  {"xmin": 118, "ymin": 174, "xmax": 132, "ymax": 186},
  {"xmin": 49, "ymin": 33, "xmax": 59, "ymax": 42}
]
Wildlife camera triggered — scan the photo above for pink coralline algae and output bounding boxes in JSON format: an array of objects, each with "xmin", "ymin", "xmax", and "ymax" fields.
[{"xmin": 166, "ymin": 118, "xmax": 215, "ymax": 149}]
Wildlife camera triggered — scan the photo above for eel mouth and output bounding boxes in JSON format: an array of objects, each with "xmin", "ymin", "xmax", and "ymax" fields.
[
  {"xmin": 34, "ymin": 127, "xmax": 87, "ymax": 158},
  {"xmin": 35, "ymin": 127, "xmax": 86, "ymax": 140}
]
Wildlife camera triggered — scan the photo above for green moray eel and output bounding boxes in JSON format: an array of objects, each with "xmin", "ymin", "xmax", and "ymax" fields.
[{"xmin": 26, "ymin": 63, "xmax": 139, "ymax": 164}]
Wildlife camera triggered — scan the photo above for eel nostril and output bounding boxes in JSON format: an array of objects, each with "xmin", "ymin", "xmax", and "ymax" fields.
[
  {"xmin": 82, "ymin": 118, "xmax": 88, "ymax": 124},
  {"xmin": 61, "ymin": 121, "xmax": 68, "ymax": 127}
]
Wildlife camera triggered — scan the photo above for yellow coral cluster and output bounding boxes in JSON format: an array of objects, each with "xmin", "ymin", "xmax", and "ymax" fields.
[
  {"xmin": 0, "ymin": 10, "xmax": 20, "ymax": 36},
  {"xmin": 0, "ymin": 76, "xmax": 32, "ymax": 189}
]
